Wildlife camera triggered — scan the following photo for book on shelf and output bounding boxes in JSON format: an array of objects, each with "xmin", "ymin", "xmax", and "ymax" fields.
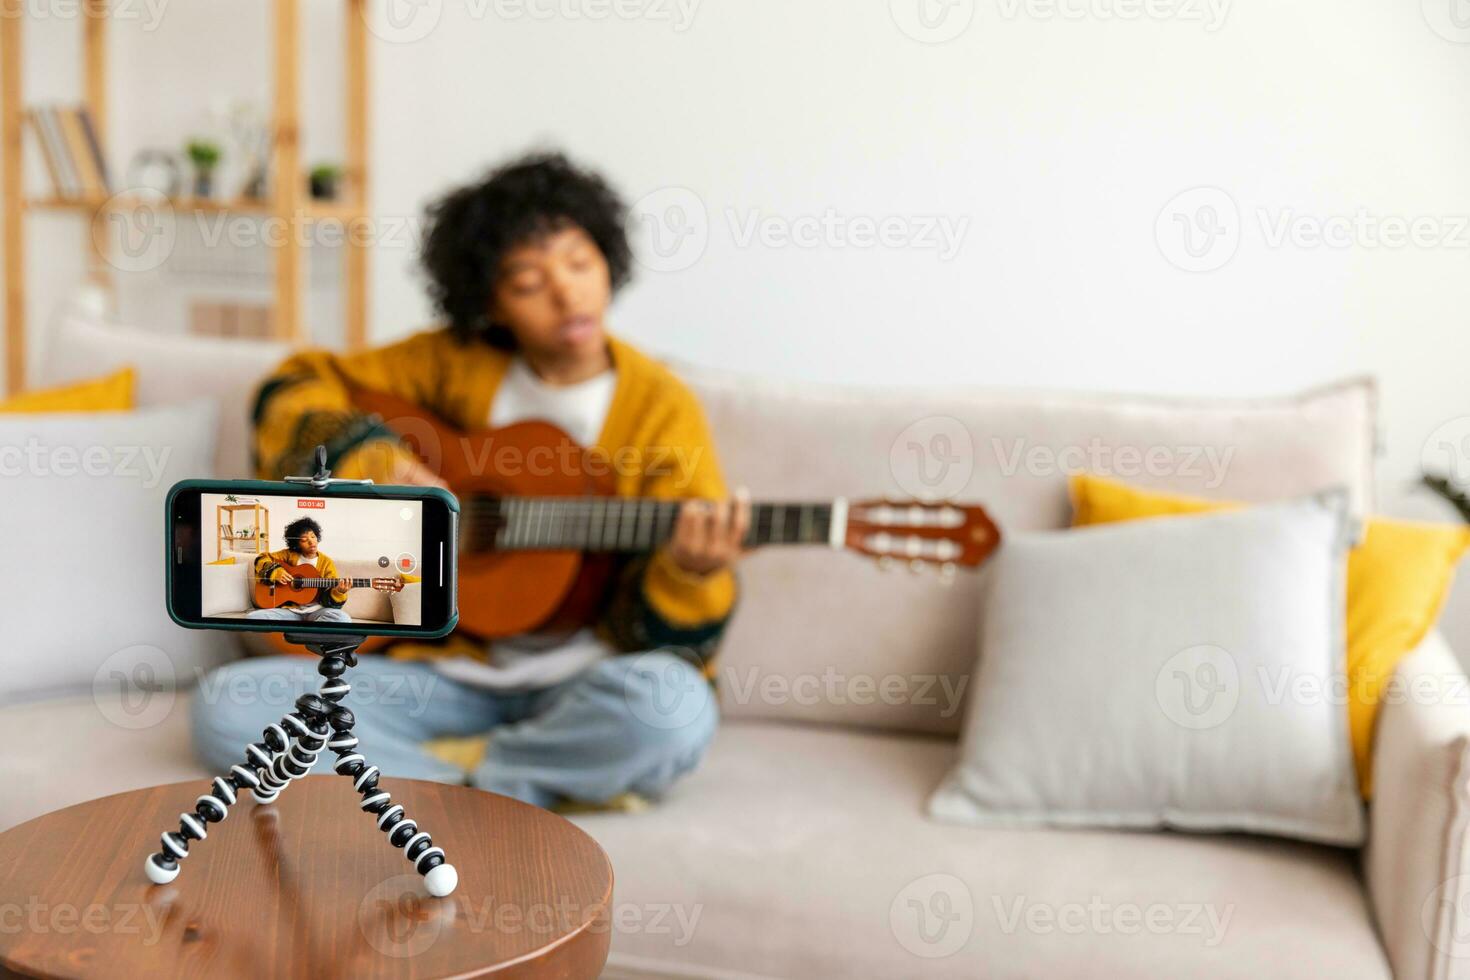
[{"xmin": 25, "ymin": 104, "xmax": 111, "ymax": 200}]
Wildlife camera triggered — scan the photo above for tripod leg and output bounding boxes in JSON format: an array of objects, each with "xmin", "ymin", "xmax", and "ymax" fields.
[
  {"xmin": 251, "ymin": 708, "xmax": 329, "ymax": 805},
  {"xmin": 293, "ymin": 653, "xmax": 459, "ymax": 897},
  {"xmin": 142, "ymin": 720, "xmax": 298, "ymax": 884}
]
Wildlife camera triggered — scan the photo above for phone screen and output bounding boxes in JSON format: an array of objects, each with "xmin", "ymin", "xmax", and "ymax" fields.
[{"xmin": 170, "ymin": 484, "xmax": 457, "ymax": 636}]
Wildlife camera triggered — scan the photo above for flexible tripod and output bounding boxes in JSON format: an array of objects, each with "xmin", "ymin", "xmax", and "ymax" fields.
[
  {"xmin": 143, "ymin": 447, "xmax": 457, "ymax": 897},
  {"xmin": 143, "ymin": 632, "xmax": 459, "ymax": 897}
]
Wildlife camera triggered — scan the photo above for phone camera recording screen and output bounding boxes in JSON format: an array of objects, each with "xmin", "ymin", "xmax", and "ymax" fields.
[{"xmin": 200, "ymin": 491, "xmax": 424, "ymax": 627}]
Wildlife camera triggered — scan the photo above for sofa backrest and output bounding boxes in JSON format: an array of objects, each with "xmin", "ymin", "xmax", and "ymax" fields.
[
  {"xmin": 679, "ymin": 366, "xmax": 1377, "ymax": 736},
  {"xmin": 40, "ymin": 313, "xmax": 1377, "ymax": 735},
  {"xmin": 41, "ymin": 312, "xmax": 288, "ymax": 478}
]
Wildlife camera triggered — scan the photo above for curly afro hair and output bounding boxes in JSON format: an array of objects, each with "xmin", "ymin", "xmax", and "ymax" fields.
[
  {"xmin": 420, "ymin": 151, "xmax": 634, "ymax": 349},
  {"xmin": 284, "ymin": 517, "xmax": 324, "ymax": 550}
]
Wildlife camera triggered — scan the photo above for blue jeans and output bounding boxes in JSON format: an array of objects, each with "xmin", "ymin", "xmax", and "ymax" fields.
[
  {"xmin": 190, "ymin": 652, "xmax": 718, "ymax": 809},
  {"xmin": 244, "ymin": 607, "xmax": 353, "ymax": 622}
]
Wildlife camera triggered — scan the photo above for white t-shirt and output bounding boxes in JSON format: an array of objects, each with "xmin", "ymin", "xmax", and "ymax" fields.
[{"xmin": 432, "ymin": 357, "xmax": 619, "ymax": 691}]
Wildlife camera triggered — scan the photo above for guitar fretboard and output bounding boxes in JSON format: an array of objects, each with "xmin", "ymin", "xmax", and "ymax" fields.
[
  {"xmin": 285, "ymin": 578, "xmax": 374, "ymax": 589},
  {"xmin": 472, "ymin": 498, "xmax": 837, "ymax": 552}
]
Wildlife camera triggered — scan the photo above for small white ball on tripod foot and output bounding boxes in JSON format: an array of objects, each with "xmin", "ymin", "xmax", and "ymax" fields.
[
  {"xmin": 145, "ymin": 855, "xmax": 180, "ymax": 885},
  {"xmin": 424, "ymin": 863, "xmax": 458, "ymax": 897}
]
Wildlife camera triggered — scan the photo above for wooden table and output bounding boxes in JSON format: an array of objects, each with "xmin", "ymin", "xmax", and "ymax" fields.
[{"xmin": 0, "ymin": 778, "xmax": 613, "ymax": 979}]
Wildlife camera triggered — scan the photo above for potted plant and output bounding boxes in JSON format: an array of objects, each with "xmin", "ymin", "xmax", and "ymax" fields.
[
  {"xmin": 186, "ymin": 139, "xmax": 223, "ymax": 199},
  {"xmin": 309, "ymin": 163, "xmax": 343, "ymax": 201}
]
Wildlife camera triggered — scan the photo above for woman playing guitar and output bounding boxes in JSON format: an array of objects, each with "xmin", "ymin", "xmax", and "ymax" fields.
[{"xmin": 193, "ymin": 152, "xmax": 750, "ymax": 810}]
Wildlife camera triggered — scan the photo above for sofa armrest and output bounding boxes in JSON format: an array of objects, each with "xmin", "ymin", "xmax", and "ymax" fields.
[{"xmin": 1366, "ymin": 630, "xmax": 1470, "ymax": 980}]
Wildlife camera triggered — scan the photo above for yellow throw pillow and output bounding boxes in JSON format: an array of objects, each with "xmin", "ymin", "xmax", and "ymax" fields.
[
  {"xmin": 1071, "ymin": 473, "xmax": 1470, "ymax": 799},
  {"xmin": 0, "ymin": 367, "xmax": 135, "ymax": 413}
]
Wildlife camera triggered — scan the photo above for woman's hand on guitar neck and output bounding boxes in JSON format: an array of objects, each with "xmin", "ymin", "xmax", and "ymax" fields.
[{"xmin": 665, "ymin": 488, "xmax": 751, "ymax": 578}]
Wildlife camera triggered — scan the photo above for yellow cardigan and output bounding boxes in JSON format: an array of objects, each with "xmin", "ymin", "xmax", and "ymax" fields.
[{"xmin": 252, "ymin": 328, "xmax": 736, "ymax": 671}]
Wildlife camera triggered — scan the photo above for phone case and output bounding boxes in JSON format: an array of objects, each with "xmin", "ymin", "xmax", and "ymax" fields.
[{"xmin": 166, "ymin": 478, "xmax": 460, "ymax": 639}]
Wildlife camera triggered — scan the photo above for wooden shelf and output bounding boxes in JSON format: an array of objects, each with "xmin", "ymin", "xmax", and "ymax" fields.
[
  {"xmin": 25, "ymin": 195, "xmax": 368, "ymax": 222},
  {"xmin": 0, "ymin": 0, "xmax": 372, "ymax": 396}
]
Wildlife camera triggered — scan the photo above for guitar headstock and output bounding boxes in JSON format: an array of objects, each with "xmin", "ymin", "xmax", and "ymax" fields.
[
  {"xmin": 844, "ymin": 499, "xmax": 1000, "ymax": 579},
  {"xmin": 371, "ymin": 577, "xmax": 406, "ymax": 593}
]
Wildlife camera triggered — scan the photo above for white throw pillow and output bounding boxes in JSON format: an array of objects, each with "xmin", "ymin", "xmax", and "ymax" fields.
[
  {"xmin": 201, "ymin": 560, "xmax": 251, "ymax": 617},
  {"xmin": 929, "ymin": 492, "xmax": 1365, "ymax": 846},
  {"xmin": 0, "ymin": 402, "xmax": 234, "ymax": 703}
]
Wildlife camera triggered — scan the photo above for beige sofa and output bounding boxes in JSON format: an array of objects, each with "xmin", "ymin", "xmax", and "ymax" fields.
[
  {"xmin": 203, "ymin": 555, "xmax": 410, "ymax": 625},
  {"xmin": 5, "ymin": 312, "xmax": 1468, "ymax": 979}
]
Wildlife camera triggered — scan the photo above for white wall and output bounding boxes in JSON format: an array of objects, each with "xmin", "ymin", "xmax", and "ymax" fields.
[
  {"xmin": 202, "ymin": 491, "xmax": 422, "ymax": 567},
  {"xmin": 11, "ymin": 0, "xmax": 1470, "ymax": 636}
]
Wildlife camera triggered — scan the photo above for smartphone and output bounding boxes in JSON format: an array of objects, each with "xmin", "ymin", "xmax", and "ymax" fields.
[{"xmin": 167, "ymin": 479, "xmax": 459, "ymax": 638}]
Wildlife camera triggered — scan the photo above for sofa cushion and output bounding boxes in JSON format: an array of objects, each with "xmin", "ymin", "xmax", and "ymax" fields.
[
  {"xmin": 0, "ymin": 402, "xmax": 236, "ymax": 704},
  {"xmin": 0, "ymin": 694, "xmax": 1390, "ymax": 980},
  {"xmin": 680, "ymin": 367, "xmax": 1377, "ymax": 735},
  {"xmin": 0, "ymin": 693, "xmax": 204, "ymax": 831},
  {"xmin": 575, "ymin": 721, "xmax": 1389, "ymax": 980}
]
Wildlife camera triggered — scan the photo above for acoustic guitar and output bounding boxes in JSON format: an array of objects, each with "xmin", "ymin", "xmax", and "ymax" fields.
[
  {"xmin": 253, "ymin": 563, "xmax": 405, "ymax": 610},
  {"xmin": 350, "ymin": 388, "xmax": 1001, "ymax": 639}
]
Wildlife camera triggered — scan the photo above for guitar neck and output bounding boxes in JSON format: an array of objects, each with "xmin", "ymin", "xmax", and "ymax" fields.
[
  {"xmin": 290, "ymin": 578, "xmax": 375, "ymax": 589},
  {"xmin": 476, "ymin": 498, "xmax": 846, "ymax": 553}
]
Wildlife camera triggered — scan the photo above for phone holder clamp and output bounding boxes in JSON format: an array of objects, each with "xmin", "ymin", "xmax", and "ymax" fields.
[{"xmin": 284, "ymin": 444, "xmax": 375, "ymax": 491}]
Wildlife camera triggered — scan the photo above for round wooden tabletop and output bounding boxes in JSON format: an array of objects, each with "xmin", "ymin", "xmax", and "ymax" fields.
[{"xmin": 0, "ymin": 777, "xmax": 613, "ymax": 979}]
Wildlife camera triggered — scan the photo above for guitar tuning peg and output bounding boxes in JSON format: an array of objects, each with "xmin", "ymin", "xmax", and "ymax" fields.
[
  {"xmin": 877, "ymin": 556, "xmax": 895, "ymax": 572},
  {"xmin": 939, "ymin": 562, "xmax": 957, "ymax": 586},
  {"xmin": 909, "ymin": 559, "xmax": 926, "ymax": 575}
]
